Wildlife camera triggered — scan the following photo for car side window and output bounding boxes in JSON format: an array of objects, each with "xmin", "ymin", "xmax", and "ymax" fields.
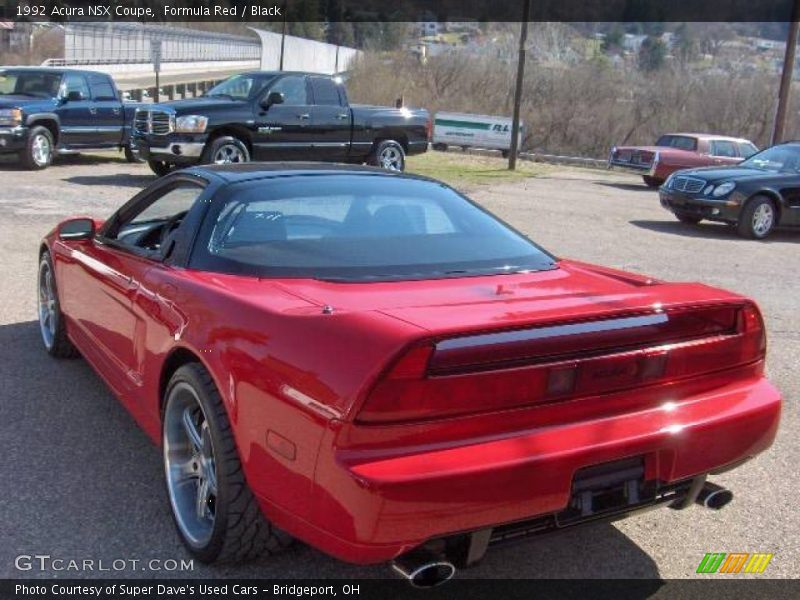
[
  {"xmin": 61, "ymin": 74, "xmax": 90, "ymax": 100},
  {"xmin": 105, "ymin": 182, "xmax": 205, "ymax": 257},
  {"xmin": 88, "ymin": 75, "xmax": 117, "ymax": 101},
  {"xmin": 268, "ymin": 76, "xmax": 308, "ymax": 105},
  {"xmin": 310, "ymin": 77, "xmax": 342, "ymax": 106},
  {"xmin": 711, "ymin": 140, "xmax": 737, "ymax": 158},
  {"xmin": 737, "ymin": 142, "xmax": 758, "ymax": 158}
]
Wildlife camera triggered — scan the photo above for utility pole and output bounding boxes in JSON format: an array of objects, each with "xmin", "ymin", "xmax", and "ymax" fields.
[
  {"xmin": 508, "ymin": 0, "xmax": 531, "ymax": 170},
  {"xmin": 772, "ymin": 1, "xmax": 800, "ymax": 145},
  {"xmin": 279, "ymin": 3, "xmax": 287, "ymax": 71}
]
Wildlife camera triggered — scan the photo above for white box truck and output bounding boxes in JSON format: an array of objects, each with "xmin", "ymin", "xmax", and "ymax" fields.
[{"xmin": 432, "ymin": 112, "xmax": 523, "ymax": 157}]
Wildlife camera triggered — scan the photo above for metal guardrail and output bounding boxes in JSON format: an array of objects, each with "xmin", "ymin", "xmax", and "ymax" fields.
[
  {"xmin": 442, "ymin": 146, "xmax": 607, "ymax": 169},
  {"xmin": 42, "ymin": 57, "xmax": 256, "ymax": 67}
]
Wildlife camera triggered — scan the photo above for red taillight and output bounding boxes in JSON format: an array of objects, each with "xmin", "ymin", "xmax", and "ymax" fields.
[
  {"xmin": 357, "ymin": 303, "xmax": 767, "ymax": 424},
  {"xmin": 425, "ymin": 116, "xmax": 433, "ymax": 140}
]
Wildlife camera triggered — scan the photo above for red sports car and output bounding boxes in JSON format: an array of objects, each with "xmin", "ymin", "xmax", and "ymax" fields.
[
  {"xmin": 608, "ymin": 133, "xmax": 759, "ymax": 188},
  {"xmin": 39, "ymin": 164, "xmax": 781, "ymax": 586}
]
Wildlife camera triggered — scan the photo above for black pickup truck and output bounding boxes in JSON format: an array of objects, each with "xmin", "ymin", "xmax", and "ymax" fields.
[
  {"xmin": 0, "ymin": 67, "xmax": 140, "ymax": 170},
  {"xmin": 133, "ymin": 71, "xmax": 430, "ymax": 175}
]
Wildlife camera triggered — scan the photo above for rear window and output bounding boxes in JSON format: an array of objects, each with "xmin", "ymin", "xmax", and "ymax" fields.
[
  {"xmin": 310, "ymin": 77, "xmax": 342, "ymax": 106},
  {"xmin": 738, "ymin": 142, "xmax": 758, "ymax": 158},
  {"xmin": 88, "ymin": 75, "xmax": 117, "ymax": 101},
  {"xmin": 655, "ymin": 135, "xmax": 697, "ymax": 151},
  {"xmin": 711, "ymin": 140, "xmax": 737, "ymax": 157},
  {"xmin": 191, "ymin": 175, "xmax": 555, "ymax": 281}
]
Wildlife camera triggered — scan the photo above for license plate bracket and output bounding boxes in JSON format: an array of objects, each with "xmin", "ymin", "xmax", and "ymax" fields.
[{"xmin": 556, "ymin": 456, "xmax": 655, "ymax": 526}]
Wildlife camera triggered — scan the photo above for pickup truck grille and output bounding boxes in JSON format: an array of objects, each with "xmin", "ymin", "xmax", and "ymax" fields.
[
  {"xmin": 134, "ymin": 109, "xmax": 174, "ymax": 135},
  {"xmin": 670, "ymin": 176, "xmax": 705, "ymax": 194}
]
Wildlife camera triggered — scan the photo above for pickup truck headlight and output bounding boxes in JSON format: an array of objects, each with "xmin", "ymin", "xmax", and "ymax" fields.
[
  {"xmin": 0, "ymin": 108, "xmax": 22, "ymax": 127},
  {"xmin": 711, "ymin": 182, "xmax": 735, "ymax": 197},
  {"xmin": 175, "ymin": 115, "xmax": 208, "ymax": 133}
]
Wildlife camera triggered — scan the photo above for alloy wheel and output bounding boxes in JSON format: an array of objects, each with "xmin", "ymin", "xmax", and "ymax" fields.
[
  {"xmin": 213, "ymin": 144, "xmax": 246, "ymax": 164},
  {"xmin": 380, "ymin": 146, "xmax": 403, "ymax": 171},
  {"xmin": 32, "ymin": 134, "xmax": 52, "ymax": 167},
  {"xmin": 752, "ymin": 203, "xmax": 774, "ymax": 237},
  {"xmin": 37, "ymin": 260, "xmax": 56, "ymax": 349},
  {"xmin": 164, "ymin": 383, "xmax": 218, "ymax": 548}
]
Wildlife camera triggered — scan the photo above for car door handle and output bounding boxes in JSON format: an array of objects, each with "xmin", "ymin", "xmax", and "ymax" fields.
[
  {"xmin": 112, "ymin": 108, "xmax": 120, "ymax": 115},
  {"xmin": 297, "ymin": 113, "xmax": 310, "ymax": 120},
  {"xmin": 336, "ymin": 113, "xmax": 349, "ymax": 120},
  {"xmin": 89, "ymin": 107, "xmax": 97, "ymax": 115}
]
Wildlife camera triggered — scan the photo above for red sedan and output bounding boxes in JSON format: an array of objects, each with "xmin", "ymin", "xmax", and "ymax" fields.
[
  {"xmin": 608, "ymin": 133, "xmax": 759, "ymax": 187},
  {"xmin": 39, "ymin": 164, "xmax": 780, "ymax": 586}
]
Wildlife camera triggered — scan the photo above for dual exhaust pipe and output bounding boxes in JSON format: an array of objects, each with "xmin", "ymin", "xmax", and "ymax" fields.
[
  {"xmin": 392, "ymin": 479, "xmax": 733, "ymax": 587},
  {"xmin": 391, "ymin": 549, "xmax": 456, "ymax": 588}
]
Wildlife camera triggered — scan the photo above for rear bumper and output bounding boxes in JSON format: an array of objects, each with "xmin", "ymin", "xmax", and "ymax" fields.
[
  {"xmin": 280, "ymin": 375, "xmax": 780, "ymax": 564},
  {"xmin": 607, "ymin": 158, "xmax": 655, "ymax": 176}
]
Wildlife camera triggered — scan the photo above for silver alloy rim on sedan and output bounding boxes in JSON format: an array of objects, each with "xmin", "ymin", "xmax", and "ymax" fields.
[
  {"xmin": 379, "ymin": 146, "xmax": 403, "ymax": 171},
  {"xmin": 32, "ymin": 134, "xmax": 51, "ymax": 167},
  {"xmin": 164, "ymin": 383, "xmax": 218, "ymax": 548},
  {"xmin": 38, "ymin": 260, "xmax": 56, "ymax": 349},
  {"xmin": 213, "ymin": 144, "xmax": 246, "ymax": 164},
  {"xmin": 752, "ymin": 203, "xmax": 774, "ymax": 237}
]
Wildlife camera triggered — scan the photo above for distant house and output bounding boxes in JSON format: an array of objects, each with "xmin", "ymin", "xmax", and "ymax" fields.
[
  {"xmin": 420, "ymin": 21, "xmax": 443, "ymax": 37},
  {"xmin": 622, "ymin": 34, "xmax": 647, "ymax": 53}
]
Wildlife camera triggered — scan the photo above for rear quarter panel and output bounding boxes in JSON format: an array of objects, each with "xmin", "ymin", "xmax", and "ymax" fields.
[{"xmin": 132, "ymin": 268, "xmax": 422, "ymax": 523}]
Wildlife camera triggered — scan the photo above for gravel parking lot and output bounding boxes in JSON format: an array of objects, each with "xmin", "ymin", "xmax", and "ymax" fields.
[{"xmin": 0, "ymin": 153, "xmax": 797, "ymax": 580}]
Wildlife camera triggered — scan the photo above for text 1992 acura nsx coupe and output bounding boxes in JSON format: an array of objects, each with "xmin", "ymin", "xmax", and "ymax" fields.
[{"xmin": 39, "ymin": 164, "xmax": 781, "ymax": 586}]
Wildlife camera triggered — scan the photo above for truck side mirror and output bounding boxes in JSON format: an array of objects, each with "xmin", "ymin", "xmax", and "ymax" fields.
[
  {"xmin": 65, "ymin": 91, "xmax": 84, "ymax": 102},
  {"xmin": 261, "ymin": 92, "xmax": 285, "ymax": 110}
]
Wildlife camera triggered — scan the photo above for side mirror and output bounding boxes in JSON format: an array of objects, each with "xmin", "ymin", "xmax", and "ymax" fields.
[
  {"xmin": 260, "ymin": 91, "xmax": 285, "ymax": 110},
  {"xmin": 65, "ymin": 90, "xmax": 84, "ymax": 102},
  {"xmin": 58, "ymin": 218, "xmax": 95, "ymax": 241}
]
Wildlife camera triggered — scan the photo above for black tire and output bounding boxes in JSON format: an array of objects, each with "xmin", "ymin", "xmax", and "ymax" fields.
[
  {"xmin": 642, "ymin": 176, "xmax": 663, "ymax": 188},
  {"xmin": 124, "ymin": 142, "xmax": 144, "ymax": 163},
  {"xmin": 737, "ymin": 195, "xmax": 777, "ymax": 240},
  {"xmin": 163, "ymin": 363, "xmax": 292, "ymax": 563},
  {"xmin": 432, "ymin": 143, "xmax": 448, "ymax": 152},
  {"xmin": 148, "ymin": 160, "xmax": 175, "ymax": 177},
  {"xmin": 201, "ymin": 136, "xmax": 250, "ymax": 165},
  {"xmin": 368, "ymin": 139, "xmax": 405, "ymax": 172},
  {"xmin": 21, "ymin": 126, "xmax": 54, "ymax": 170},
  {"xmin": 674, "ymin": 211, "xmax": 703, "ymax": 225},
  {"xmin": 38, "ymin": 252, "xmax": 79, "ymax": 359}
]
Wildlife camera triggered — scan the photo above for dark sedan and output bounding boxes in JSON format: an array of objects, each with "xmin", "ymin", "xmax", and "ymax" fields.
[{"xmin": 659, "ymin": 142, "xmax": 800, "ymax": 239}]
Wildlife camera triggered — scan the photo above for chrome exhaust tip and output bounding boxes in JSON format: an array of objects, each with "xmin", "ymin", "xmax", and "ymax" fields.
[
  {"xmin": 696, "ymin": 482, "xmax": 734, "ymax": 510},
  {"xmin": 391, "ymin": 550, "xmax": 456, "ymax": 588}
]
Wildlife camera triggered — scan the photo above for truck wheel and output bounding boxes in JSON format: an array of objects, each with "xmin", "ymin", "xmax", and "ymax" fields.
[
  {"xmin": 162, "ymin": 363, "xmax": 292, "ymax": 563},
  {"xmin": 202, "ymin": 136, "xmax": 250, "ymax": 165},
  {"xmin": 369, "ymin": 140, "xmax": 405, "ymax": 172},
  {"xmin": 737, "ymin": 196, "xmax": 776, "ymax": 239},
  {"xmin": 643, "ymin": 176, "xmax": 663, "ymax": 188},
  {"xmin": 148, "ymin": 160, "xmax": 175, "ymax": 177},
  {"xmin": 21, "ymin": 126, "xmax": 54, "ymax": 170},
  {"xmin": 124, "ymin": 141, "xmax": 144, "ymax": 163},
  {"xmin": 432, "ymin": 143, "xmax": 448, "ymax": 152}
]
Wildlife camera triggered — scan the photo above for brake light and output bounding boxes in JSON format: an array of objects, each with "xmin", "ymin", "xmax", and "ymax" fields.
[
  {"xmin": 357, "ymin": 303, "xmax": 766, "ymax": 424},
  {"xmin": 425, "ymin": 116, "xmax": 433, "ymax": 141}
]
